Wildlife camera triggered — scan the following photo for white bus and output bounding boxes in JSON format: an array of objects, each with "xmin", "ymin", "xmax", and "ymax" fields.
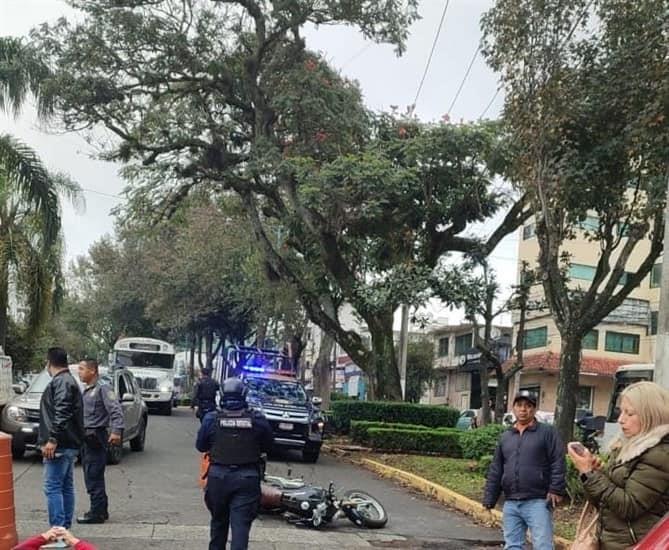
[
  {"xmin": 112, "ymin": 337, "xmax": 176, "ymax": 415},
  {"xmin": 601, "ymin": 363, "xmax": 654, "ymax": 448}
]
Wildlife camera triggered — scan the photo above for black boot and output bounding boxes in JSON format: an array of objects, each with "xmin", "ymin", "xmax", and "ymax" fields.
[{"xmin": 77, "ymin": 512, "xmax": 106, "ymax": 524}]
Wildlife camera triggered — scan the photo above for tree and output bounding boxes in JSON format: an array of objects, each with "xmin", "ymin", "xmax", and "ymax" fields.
[
  {"xmin": 32, "ymin": 1, "xmax": 530, "ymax": 398},
  {"xmin": 404, "ymin": 339, "xmax": 434, "ymax": 403},
  {"xmin": 482, "ymin": 0, "xmax": 669, "ymax": 439},
  {"xmin": 0, "ymin": 37, "xmax": 81, "ymax": 347}
]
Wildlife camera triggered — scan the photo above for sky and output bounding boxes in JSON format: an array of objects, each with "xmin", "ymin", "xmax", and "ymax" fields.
[{"xmin": 0, "ymin": 0, "xmax": 518, "ymax": 325}]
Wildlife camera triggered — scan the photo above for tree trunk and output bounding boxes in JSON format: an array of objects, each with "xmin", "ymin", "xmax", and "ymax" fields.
[
  {"xmin": 313, "ymin": 329, "xmax": 335, "ymax": 410},
  {"xmin": 255, "ymin": 316, "xmax": 268, "ymax": 348},
  {"xmin": 494, "ymin": 368, "xmax": 507, "ymax": 423},
  {"xmin": 197, "ymin": 333, "xmax": 204, "ymax": 369},
  {"xmin": 188, "ymin": 333, "xmax": 196, "ymax": 391},
  {"xmin": 366, "ymin": 312, "xmax": 402, "ymax": 401},
  {"xmin": 479, "ymin": 362, "xmax": 492, "ymax": 426},
  {"xmin": 0, "ymin": 262, "xmax": 9, "ymax": 350},
  {"xmin": 205, "ymin": 329, "xmax": 214, "ymax": 369},
  {"xmin": 554, "ymin": 332, "xmax": 583, "ymax": 443}
]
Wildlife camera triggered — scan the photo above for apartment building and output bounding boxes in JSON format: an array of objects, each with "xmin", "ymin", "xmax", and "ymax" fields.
[
  {"xmin": 510, "ymin": 218, "xmax": 661, "ymax": 416},
  {"xmin": 421, "ymin": 323, "xmax": 512, "ymax": 409}
]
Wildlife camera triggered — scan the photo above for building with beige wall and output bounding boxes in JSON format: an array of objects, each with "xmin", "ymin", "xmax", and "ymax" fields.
[
  {"xmin": 510, "ymin": 217, "xmax": 661, "ymax": 416},
  {"xmin": 421, "ymin": 323, "xmax": 512, "ymax": 409}
]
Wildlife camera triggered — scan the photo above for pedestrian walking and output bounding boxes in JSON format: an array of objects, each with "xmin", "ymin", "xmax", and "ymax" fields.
[
  {"xmin": 483, "ymin": 391, "xmax": 566, "ymax": 550},
  {"xmin": 196, "ymin": 377, "xmax": 274, "ymax": 550},
  {"xmin": 192, "ymin": 367, "xmax": 220, "ymax": 423},
  {"xmin": 38, "ymin": 347, "xmax": 85, "ymax": 529},
  {"xmin": 77, "ymin": 359, "xmax": 124, "ymax": 524},
  {"xmin": 568, "ymin": 381, "xmax": 669, "ymax": 550}
]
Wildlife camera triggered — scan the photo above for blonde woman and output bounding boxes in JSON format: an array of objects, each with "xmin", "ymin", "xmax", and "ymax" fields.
[{"xmin": 568, "ymin": 381, "xmax": 669, "ymax": 549}]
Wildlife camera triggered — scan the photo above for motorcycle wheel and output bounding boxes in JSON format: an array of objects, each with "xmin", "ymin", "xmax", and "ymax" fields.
[{"xmin": 343, "ymin": 490, "xmax": 388, "ymax": 528}]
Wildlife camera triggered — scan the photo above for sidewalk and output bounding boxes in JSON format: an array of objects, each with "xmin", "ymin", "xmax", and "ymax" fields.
[{"xmin": 19, "ymin": 520, "xmax": 408, "ymax": 550}]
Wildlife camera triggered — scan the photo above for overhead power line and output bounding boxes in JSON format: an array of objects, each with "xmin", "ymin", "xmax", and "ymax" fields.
[
  {"xmin": 447, "ymin": 44, "xmax": 480, "ymax": 116},
  {"xmin": 411, "ymin": 0, "xmax": 450, "ymax": 112}
]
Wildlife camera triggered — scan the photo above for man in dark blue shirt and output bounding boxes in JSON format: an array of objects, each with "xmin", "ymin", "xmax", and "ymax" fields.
[
  {"xmin": 192, "ymin": 368, "xmax": 220, "ymax": 422},
  {"xmin": 196, "ymin": 377, "xmax": 273, "ymax": 550}
]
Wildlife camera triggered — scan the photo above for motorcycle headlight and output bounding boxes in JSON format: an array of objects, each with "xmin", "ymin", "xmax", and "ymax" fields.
[{"xmin": 7, "ymin": 406, "xmax": 27, "ymax": 422}]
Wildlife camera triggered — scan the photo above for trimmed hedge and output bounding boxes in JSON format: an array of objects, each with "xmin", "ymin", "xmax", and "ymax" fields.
[
  {"xmin": 459, "ymin": 424, "xmax": 507, "ymax": 459},
  {"xmin": 331, "ymin": 401, "xmax": 460, "ymax": 433},
  {"xmin": 366, "ymin": 427, "xmax": 463, "ymax": 456},
  {"xmin": 351, "ymin": 420, "xmax": 448, "ymax": 443}
]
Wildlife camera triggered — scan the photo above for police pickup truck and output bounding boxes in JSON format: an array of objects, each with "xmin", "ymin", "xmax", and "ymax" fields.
[{"xmin": 219, "ymin": 346, "xmax": 325, "ymax": 463}]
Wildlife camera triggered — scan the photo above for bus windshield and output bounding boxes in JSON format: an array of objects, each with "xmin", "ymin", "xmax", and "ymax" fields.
[
  {"xmin": 115, "ymin": 350, "xmax": 174, "ymax": 370},
  {"xmin": 607, "ymin": 369, "xmax": 654, "ymax": 422}
]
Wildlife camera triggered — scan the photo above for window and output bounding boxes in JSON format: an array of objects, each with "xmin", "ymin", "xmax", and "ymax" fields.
[
  {"xmin": 617, "ymin": 271, "xmax": 634, "ymax": 286},
  {"xmin": 605, "ymin": 331, "xmax": 640, "ymax": 354},
  {"xmin": 434, "ymin": 378, "xmax": 447, "ymax": 397},
  {"xmin": 455, "ymin": 333, "xmax": 473, "ymax": 356},
  {"xmin": 651, "ymin": 263, "xmax": 662, "ymax": 288},
  {"xmin": 455, "ymin": 373, "xmax": 470, "ymax": 391},
  {"xmin": 582, "ymin": 330, "xmax": 599, "ymax": 350},
  {"xmin": 438, "ymin": 337, "xmax": 449, "ymax": 357},
  {"xmin": 577, "ymin": 386, "xmax": 594, "ymax": 411},
  {"xmin": 650, "ymin": 311, "xmax": 658, "ymax": 336},
  {"xmin": 578, "ymin": 216, "xmax": 599, "ymax": 232},
  {"xmin": 569, "ymin": 264, "xmax": 597, "ymax": 281},
  {"xmin": 520, "ymin": 385, "xmax": 541, "ymax": 408},
  {"xmin": 522, "ymin": 326, "xmax": 548, "ymax": 350},
  {"xmin": 118, "ymin": 374, "xmax": 129, "ymax": 398},
  {"xmin": 522, "ymin": 224, "xmax": 536, "ymax": 240}
]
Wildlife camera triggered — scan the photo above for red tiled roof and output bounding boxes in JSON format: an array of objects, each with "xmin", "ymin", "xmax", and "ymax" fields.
[{"xmin": 503, "ymin": 352, "xmax": 628, "ymax": 376}]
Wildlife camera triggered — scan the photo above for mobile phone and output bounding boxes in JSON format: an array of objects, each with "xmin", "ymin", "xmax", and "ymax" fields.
[{"xmin": 569, "ymin": 442, "xmax": 587, "ymax": 456}]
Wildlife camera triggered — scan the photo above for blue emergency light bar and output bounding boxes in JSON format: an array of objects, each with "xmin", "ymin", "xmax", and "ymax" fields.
[{"xmin": 223, "ymin": 345, "xmax": 297, "ymax": 378}]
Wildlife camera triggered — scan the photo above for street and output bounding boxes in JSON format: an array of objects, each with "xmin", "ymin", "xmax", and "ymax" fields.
[{"xmin": 12, "ymin": 408, "xmax": 504, "ymax": 549}]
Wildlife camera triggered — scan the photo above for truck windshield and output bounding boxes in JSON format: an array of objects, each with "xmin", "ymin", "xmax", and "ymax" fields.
[
  {"xmin": 246, "ymin": 378, "xmax": 307, "ymax": 404},
  {"xmin": 607, "ymin": 369, "xmax": 654, "ymax": 422},
  {"xmin": 115, "ymin": 351, "xmax": 174, "ymax": 369}
]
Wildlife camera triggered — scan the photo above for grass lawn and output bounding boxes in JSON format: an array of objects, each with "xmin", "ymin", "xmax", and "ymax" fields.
[{"xmin": 372, "ymin": 453, "xmax": 578, "ymax": 540}]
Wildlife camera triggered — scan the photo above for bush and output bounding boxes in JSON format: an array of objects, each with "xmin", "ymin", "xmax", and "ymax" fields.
[
  {"xmin": 366, "ymin": 427, "xmax": 463, "ymax": 456},
  {"xmin": 350, "ymin": 420, "xmax": 450, "ymax": 444},
  {"xmin": 476, "ymin": 454, "xmax": 494, "ymax": 476},
  {"xmin": 330, "ymin": 392, "xmax": 351, "ymax": 401},
  {"xmin": 331, "ymin": 401, "xmax": 460, "ymax": 433},
  {"xmin": 565, "ymin": 456, "xmax": 585, "ymax": 504},
  {"xmin": 459, "ymin": 423, "xmax": 507, "ymax": 459}
]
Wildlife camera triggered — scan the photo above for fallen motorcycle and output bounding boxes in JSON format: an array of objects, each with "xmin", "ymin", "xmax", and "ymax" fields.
[{"xmin": 260, "ymin": 473, "xmax": 389, "ymax": 529}]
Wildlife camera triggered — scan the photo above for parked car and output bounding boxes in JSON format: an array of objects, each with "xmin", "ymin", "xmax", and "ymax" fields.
[
  {"xmin": 456, "ymin": 409, "xmax": 479, "ymax": 430},
  {"xmin": 1, "ymin": 365, "xmax": 148, "ymax": 464}
]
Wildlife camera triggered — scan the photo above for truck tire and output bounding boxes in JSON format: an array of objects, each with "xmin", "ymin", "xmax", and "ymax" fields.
[
  {"xmin": 130, "ymin": 416, "xmax": 146, "ymax": 452},
  {"xmin": 302, "ymin": 446, "xmax": 320, "ymax": 463},
  {"xmin": 162, "ymin": 402, "xmax": 172, "ymax": 416}
]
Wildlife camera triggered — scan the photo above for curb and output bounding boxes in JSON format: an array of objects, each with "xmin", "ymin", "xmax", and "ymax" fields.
[{"xmin": 360, "ymin": 458, "xmax": 573, "ymax": 550}]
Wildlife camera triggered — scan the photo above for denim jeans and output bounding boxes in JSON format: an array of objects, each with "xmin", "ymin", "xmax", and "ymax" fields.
[
  {"xmin": 43, "ymin": 448, "xmax": 79, "ymax": 528},
  {"xmin": 502, "ymin": 498, "xmax": 554, "ymax": 550}
]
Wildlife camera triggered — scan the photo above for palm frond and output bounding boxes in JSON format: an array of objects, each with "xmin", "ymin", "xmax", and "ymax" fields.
[
  {"xmin": 51, "ymin": 172, "xmax": 86, "ymax": 214},
  {"xmin": 0, "ymin": 36, "xmax": 53, "ymax": 119},
  {"xmin": 0, "ymin": 134, "xmax": 61, "ymax": 249}
]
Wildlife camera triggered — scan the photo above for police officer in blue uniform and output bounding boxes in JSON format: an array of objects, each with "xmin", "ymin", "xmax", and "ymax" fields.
[
  {"xmin": 196, "ymin": 378, "xmax": 273, "ymax": 550},
  {"xmin": 77, "ymin": 359, "xmax": 124, "ymax": 524},
  {"xmin": 192, "ymin": 368, "xmax": 220, "ymax": 422}
]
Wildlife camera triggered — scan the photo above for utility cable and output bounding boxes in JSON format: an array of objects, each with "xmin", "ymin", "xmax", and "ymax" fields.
[
  {"xmin": 411, "ymin": 0, "xmax": 450, "ymax": 112},
  {"xmin": 447, "ymin": 44, "xmax": 480, "ymax": 116}
]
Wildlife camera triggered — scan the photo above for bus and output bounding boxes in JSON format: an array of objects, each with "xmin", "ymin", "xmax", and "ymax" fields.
[
  {"xmin": 602, "ymin": 363, "xmax": 654, "ymax": 448},
  {"xmin": 112, "ymin": 337, "xmax": 176, "ymax": 415}
]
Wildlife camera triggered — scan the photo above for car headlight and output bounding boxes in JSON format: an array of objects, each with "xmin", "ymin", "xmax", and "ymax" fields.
[
  {"xmin": 7, "ymin": 406, "xmax": 27, "ymax": 422},
  {"xmin": 160, "ymin": 384, "xmax": 172, "ymax": 393}
]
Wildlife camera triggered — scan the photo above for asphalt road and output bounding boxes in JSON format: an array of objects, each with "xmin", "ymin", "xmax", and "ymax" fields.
[{"xmin": 11, "ymin": 408, "xmax": 504, "ymax": 549}]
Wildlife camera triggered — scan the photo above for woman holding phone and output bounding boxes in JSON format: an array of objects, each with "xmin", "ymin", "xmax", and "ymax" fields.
[{"xmin": 567, "ymin": 381, "xmax": 669, "ymax": 549}]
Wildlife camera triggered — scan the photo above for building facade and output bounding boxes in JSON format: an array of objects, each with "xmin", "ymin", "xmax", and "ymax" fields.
[{"xmin": 509, "ymin": 218, "xmax": 661, "ymax": 416}]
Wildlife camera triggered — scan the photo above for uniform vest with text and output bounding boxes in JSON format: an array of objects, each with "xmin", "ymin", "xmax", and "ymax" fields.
[{"xmin": 210, "ymin": 409, "xmax": 261, "ymax": 466}]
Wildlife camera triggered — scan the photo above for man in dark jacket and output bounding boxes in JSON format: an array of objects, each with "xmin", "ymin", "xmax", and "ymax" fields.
[
  {"xmin": 483, "ymin": 391, "xmax": 566, "ymax": 550},
  {"xmin": 38, "ymin": 347, "xmax": 85, "ymax": 529},
  {"xmin": 192, "ymin": 368, "xmax": 220, "ymax": 423},
  {"xmin": 196, "ymin": 377, "xmax": 274, "ymax": 550}
]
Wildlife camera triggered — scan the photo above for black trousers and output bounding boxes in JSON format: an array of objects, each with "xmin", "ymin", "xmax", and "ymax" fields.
[
  {"xmin": 204, "ymin": 468, "xmax": 260, "ymax": 550},
  {"xmin": 81, "ymin": 430, "xmax": 108, "ymax": 517}
]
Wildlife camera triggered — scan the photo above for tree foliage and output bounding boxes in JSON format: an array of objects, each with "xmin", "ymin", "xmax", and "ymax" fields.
[{"xmin": 482, "ymin": 0, "xmax": 669, "ymax": 439}]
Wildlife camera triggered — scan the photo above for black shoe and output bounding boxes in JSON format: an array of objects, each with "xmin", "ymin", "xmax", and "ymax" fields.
[{"xmin": 77, "ymin": 513, "xmax": 106, "ymax": 524}]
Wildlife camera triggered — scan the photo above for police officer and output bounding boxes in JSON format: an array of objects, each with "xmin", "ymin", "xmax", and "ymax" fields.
[
  {"xmin": 77, "ymin": 359, "xmax": 124, "ymax": 524},
  {"xmin": 192, "ymin": 367, "xmax": 220, "ymax": 422},
  {"xmin": 196, "ymin": 378, "xmax": 273, "ymax": 550}
]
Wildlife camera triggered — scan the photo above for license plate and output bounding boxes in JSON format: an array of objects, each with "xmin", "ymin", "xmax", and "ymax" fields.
[{"xmin": 278, "ymin": 422, "xmax": 293, "ymax": 431}]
